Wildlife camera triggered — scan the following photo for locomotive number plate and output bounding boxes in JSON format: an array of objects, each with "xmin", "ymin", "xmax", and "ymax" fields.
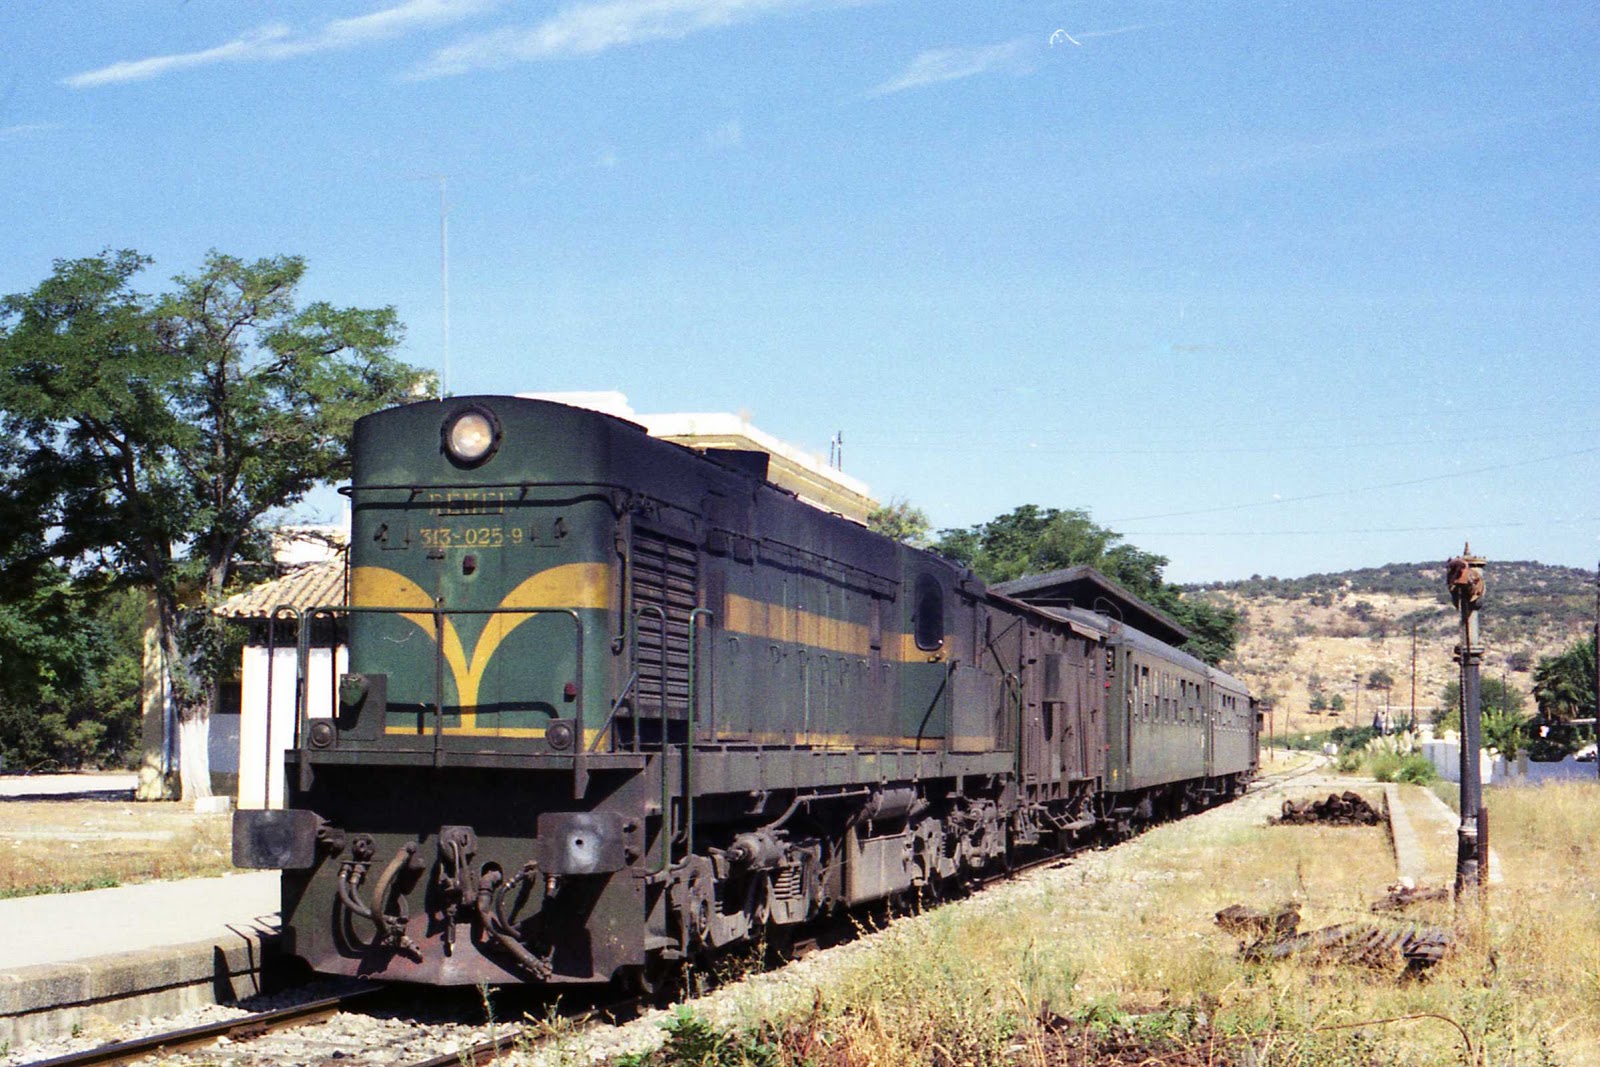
[{"xmin": 420, "ymin": 525, "xmax": 520, "ymax": 549}]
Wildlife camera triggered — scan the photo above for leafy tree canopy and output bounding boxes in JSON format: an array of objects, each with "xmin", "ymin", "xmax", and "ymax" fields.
[
  {"xmin": 931, "ymin": 505, "xmax": 1239, "ymax": 665},
  {"xmin": 0, "ymin": 577, "xmax": 143, "ymax": 770},
  {"xmin": 1435, "ymin": 676, "xmax": 1529, "ymax": 748},
  {"xmin": 1532, "ymin": 636, "xmax": 1596, "ymax": 724},
  {"xmin": 866, "ymin": 498, "xmax": 931, "ymax": 548},
  {"xmin": 0, "ymin": 249, "xmax": 430, "ymax": 794}
]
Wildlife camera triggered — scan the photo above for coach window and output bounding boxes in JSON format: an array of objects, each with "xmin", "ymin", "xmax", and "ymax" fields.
[{"xmin": 913, "ymin": 573, "xmax": 946, "ymax": 651}]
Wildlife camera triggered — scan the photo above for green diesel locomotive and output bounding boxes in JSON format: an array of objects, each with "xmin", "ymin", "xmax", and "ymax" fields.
[{"xmin": 234, "ymin": 396, "xmax": 1258, "ymax": 988}]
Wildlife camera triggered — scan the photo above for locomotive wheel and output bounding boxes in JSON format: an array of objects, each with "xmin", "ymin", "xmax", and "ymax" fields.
[{"xmin": 625, "ymin": 957, "xmax": 686, "ymax": 1005}]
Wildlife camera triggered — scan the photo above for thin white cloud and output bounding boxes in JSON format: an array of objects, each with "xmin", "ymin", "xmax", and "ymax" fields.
[
  {"xmin": 65, "ymin": 0, "xmax": 499, "ymax": 89},
  {"xmin": 870, "ymin": 37, "xmax": 1032, "ymax": 97},
  {"xmin": 411, "ymin": 0, "xmax": 831, "ymax": 78},
  {"xmin": 1072, "ymin": 23, "xmax": 1161, "ymax": 42}
]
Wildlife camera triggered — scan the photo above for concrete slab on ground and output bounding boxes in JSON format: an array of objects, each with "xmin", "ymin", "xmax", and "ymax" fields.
[
  {"xmin": 0, "ymin": 873, "xmax": 281, "ymax": 1049},
  {"xmin": 1384, "ymin": 782, "xmax": 1502, "ymax": 888},
  {"xmin": 0, "ymin": 773, "xmax": 137, "ymax": 800},
  {"xmin": 0, "ymin": 873, "xmax": 278, "ymax": 970}
]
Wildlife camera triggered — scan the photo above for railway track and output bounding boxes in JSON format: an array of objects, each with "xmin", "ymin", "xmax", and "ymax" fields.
[
  {"xmin": 22, "ymin": 981, "xmax": 648, "ymax": 1067},
  {"xmin": 1251, "ymin": 752, "xmax": 1333, "ymax": 791},
  {"xmin": 26, "ymin": 988, "xmax": 384, "ymax": 1067},
  {"xmin": 19, "ymin": 762, "xmax": 1329, "ymax": 1067}
]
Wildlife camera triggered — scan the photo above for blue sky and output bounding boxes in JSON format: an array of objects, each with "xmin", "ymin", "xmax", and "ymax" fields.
[{"xmin": 4, "ymin": 0, "xmax": 1597, "ymax": 583}]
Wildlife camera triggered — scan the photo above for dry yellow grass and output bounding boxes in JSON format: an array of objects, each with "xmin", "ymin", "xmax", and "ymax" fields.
[
  {"xmin": 689, "ymin": 777, "xmax": 1599, "ymax": 1067},
  {"xmin": 0, "ymin": 798, "xmax": 232, "ymax": 896}
]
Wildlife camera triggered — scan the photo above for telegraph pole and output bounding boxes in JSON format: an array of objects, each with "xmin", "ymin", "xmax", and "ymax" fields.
[
  {"xmin": 1447, "ymin": 544, "xmax": 1487, "ymax": 894},
  {"xmin": 1410, "ymin": 621, "xmax": 1418, "ymax": 732}
]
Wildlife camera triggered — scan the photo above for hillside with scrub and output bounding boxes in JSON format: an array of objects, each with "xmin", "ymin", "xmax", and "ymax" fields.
[{"xmin": 1185, "ymin": 560, "xmax": 1596, "ymax": 741}]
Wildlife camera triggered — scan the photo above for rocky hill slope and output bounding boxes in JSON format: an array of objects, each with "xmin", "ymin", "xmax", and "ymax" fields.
[{"xmin": 1186, "ymin": 561, "xmax": 1595, "ymax": 738}]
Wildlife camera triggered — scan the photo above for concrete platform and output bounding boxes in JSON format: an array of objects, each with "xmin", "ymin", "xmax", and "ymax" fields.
[
  {"xmin": 0, "ymin": 873, "xmax": 281, "ymax": 1049},
  {"xmin": 0, "ymin": 773, "xmax": 137, "ymax": 801},
  {"xmin": 1385, "ymin": 782, "xmax": 1503, "ymax": 889}
]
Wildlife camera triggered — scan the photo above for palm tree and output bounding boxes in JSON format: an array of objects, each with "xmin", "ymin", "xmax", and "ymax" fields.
[{"xmin": 1533, "ymin": 637, "xmax": 1596, "ymax": 722}]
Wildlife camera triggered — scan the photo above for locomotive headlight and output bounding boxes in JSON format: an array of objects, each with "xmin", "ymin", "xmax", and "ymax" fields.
[{"xmin": 443, "ymin": 408, "xmax": 500, "ymax": 466}]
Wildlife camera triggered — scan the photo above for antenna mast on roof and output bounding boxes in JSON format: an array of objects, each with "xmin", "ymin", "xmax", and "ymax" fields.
[{"xmin": 439, "ymin": 176, "xmax": 451, "ymax": 397}]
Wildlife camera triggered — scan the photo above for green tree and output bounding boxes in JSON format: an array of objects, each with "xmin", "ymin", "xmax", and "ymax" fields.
[
  {"xmin": 1524, "ymin": 636, "xmax": 1597, "ymax": 759},
  {"xmin": 931, "ymin": 504, "xmax": 1238, "ymax": 664},
  {"xmin": 1481, "ymin": 709, "xmax": 1529, "ymax": 757},
  {"xmin": 0, "ymin": 575, "xmax": 143, "ymax": 770},
  {"xmin": 0, "ymin": 249, "xmax": 429, "ymax": 798},
  {"xmin": 1434, "ymin": 676, "xmax": 1529, "ymax": 742},
  {"xmin": 1532, "ymin": 636, "xmax": 1596, "ymax": 723},
  {"xmin": 866, "ymin": 497, "xmax": 931, "ymax": 547}
]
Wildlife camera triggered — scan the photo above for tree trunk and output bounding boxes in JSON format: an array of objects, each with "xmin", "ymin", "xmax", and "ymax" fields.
[
  {"xmin": 158, "ymin": 600, "xmax": 214, "ymax": 801},
  {"xmin": 176, "ymin": 714, "xmax": 213, "ymax": 802}
]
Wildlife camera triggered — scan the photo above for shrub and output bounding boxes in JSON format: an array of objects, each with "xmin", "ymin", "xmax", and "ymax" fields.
[
  {"xmin": 1368, "ymin": 749, "xmax": 1402, "ymax": 782},
  {"xmin": 1396, "ymin": 754, "xmax": 1438, "ymax": 784},
  {"xmin": 1329, "ymin": 724, "xmax": 1377, "ymax": 751}
]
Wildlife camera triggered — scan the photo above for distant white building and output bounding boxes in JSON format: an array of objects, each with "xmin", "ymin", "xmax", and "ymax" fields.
[
  {"xmin": 216, "ymin": 559, "xmax": 347, "ymax": 809},
  {"xmin": 520, "ymin": 391, "xmax": 879, "ymax": 522}
]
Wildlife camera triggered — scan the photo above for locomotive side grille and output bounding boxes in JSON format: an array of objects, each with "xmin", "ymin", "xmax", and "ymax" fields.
[{"xmin": 632, "ymin": 530, "xmax": 698, "ymax": 717}]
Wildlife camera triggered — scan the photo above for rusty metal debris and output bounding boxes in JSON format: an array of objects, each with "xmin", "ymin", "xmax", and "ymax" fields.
[
  {"xmin": 1215, "ymin": 902, "xmax": 1301, "ymax": 938},
  {"xmin": 1243, "ymin": 922, "xmax": 1453, "ymax": 975},
  {"xmin": 1271, "ymin": 791, "xmax": 1382, "ymax": 826},
  {"xmin": 1371, "ymin": 883, "xmax": 1451, "ymax": 912}
]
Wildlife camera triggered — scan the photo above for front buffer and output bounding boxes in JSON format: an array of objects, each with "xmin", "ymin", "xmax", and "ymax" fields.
[{"xmin": 235, "ymin": 767, "xmax": 653, "ymax": 986}]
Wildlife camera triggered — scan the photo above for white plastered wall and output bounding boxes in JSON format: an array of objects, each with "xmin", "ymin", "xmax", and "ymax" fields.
[{"xmin": 237, "ymin": 644, "xmax": 347, "ymax": 810}]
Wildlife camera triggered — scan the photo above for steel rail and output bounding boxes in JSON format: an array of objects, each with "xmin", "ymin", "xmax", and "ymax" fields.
[
  {"xmin": 406, "ymin": 1026, "xmax": 527, "ymax": 1067},
  {"xmin": 408, "ymin": 995, "xmax": 644, "ymax": 1067},
  {"xmin": 25, "ymin": 987, "xmax": 383, "ymax": 1067}
]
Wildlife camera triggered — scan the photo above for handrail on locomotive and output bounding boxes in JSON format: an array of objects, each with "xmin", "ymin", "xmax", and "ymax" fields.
[{"xmin": 287, "ymin": 602, "xmax": 588, "ymax": 794}]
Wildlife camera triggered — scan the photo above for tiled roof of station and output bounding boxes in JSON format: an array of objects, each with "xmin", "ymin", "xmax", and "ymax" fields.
[{"xmin": 215, "ymin": 560, "xmax": 346, "ymax": 619}]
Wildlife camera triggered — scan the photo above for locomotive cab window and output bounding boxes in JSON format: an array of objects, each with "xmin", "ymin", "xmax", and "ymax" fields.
[{"xmin": 913, "ymin": 573, "xmax": 946, "ymax": 651}]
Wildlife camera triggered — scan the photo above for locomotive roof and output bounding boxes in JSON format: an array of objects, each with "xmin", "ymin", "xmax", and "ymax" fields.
[{"xmin": 990, "ymin": 565, "xmax": 1192, "ymax": 647}]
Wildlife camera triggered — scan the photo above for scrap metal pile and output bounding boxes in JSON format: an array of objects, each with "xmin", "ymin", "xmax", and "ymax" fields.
[
  {"xmin": 1271, "ymin": 791, "xmax": 1383, "ymax": 826},
  {"xmin": 1215, "ymin": 902, "xmax": 1452, "ymax": 976},
  {"xmin": 1242, "ymin": 921, "xmax": 1453, "ymax": 975}
]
